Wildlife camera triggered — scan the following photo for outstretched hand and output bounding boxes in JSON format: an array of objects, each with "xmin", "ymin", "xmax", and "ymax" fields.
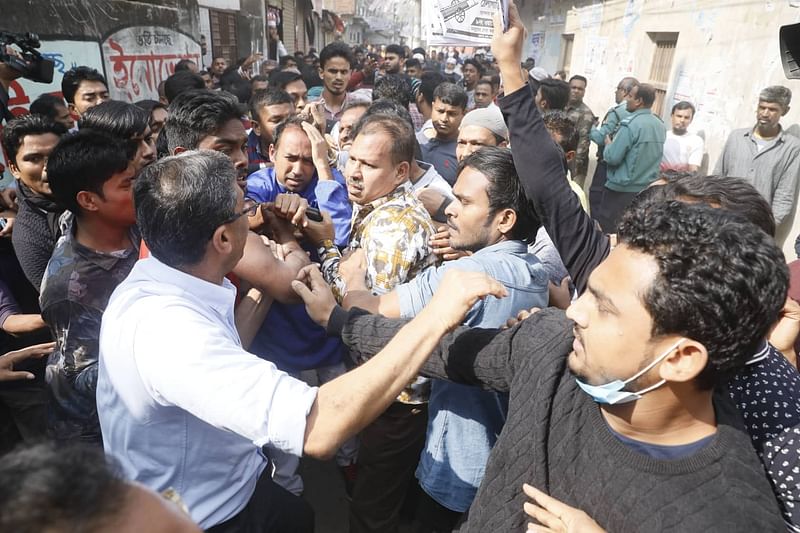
[
  {"xmin": 0, "ymin": 342, "xmax": 54, "ymax": 382},
  {"xmin": 422, "ymin": 270, "xmax": 507, "ymax": 333}
]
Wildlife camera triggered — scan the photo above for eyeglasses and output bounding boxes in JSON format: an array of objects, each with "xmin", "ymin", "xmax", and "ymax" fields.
[{"xmin": 224, "ymin": 199, "xmax": 259, "ymax": 224}]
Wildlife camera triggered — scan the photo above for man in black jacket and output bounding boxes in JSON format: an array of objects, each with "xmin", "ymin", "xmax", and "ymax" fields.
[
  {"xmin": 291, "ymin": 4, "xmax": 789, "ymax": 531},
  {"xmin": 2, "ymin": 115, "xmax": 67, "ymax": 291}
]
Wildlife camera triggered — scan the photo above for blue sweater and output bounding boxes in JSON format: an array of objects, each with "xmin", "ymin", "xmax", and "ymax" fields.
[{"xmin": 246, "ymin": 167, "xmax": 352, "ymax": 372}]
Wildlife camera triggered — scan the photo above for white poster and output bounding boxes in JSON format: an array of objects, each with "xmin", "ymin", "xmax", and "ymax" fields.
[
  {"xmin": 425, "ymin": 0, "xmax": 498, "ymax": 46},
  {"xmin": 102, "ymin": 26, "xmax": 201, "ymax": 103},
  {"xmin": 583, "ymin": 35, "xmax": 608, "ymax": 77}
]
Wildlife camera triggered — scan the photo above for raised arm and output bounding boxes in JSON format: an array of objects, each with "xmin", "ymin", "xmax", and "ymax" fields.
[{"xmin": 492, "ymin": 1, "xmax": 609, "ymax": 293}]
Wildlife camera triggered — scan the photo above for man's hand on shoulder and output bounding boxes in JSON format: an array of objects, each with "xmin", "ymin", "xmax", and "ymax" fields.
[{"xmin": 420, "ymin": 270, "xmax": 507, "ymax": 333}]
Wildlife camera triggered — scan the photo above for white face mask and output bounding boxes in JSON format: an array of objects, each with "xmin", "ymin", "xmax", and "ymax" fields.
[{"xmin": 575, "ymin": 338, "xmax": 686, "ymax": 405}]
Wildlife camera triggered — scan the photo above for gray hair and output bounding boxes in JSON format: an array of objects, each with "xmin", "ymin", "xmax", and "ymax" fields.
[
  {"xmin": 759, "ymin": 86, "xmax": 792, "ymax": 111},
  {"xmin": 134, "ymin": 150, "xmax": 238, "ymax": 267}
]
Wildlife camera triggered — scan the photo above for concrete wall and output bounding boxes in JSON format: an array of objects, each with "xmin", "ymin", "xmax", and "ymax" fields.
[{"xmin": 523, "ymin": 0, "xmax": 800, "ymax": 258}]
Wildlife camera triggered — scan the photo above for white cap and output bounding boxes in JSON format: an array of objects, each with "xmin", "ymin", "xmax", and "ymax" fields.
[{"xmin": 529, "ymin": 67, "xmax": 549, "ymax": 81}]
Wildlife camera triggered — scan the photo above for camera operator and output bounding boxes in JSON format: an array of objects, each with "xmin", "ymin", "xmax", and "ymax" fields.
[{"xmin": 0, "ymin": 45, "xmax": 24, "ymax": 124}]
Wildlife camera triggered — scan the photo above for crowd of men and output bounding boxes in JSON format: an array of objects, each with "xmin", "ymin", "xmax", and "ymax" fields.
[{"xmin": 0, "ymin": 2, "xmax": 800, "ymax": 531}]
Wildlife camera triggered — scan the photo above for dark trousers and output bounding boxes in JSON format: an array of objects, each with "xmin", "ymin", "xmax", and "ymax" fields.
[
  {"xmin": 588, "ymin": 159, "xmax": 607, "ymax": 218},
  {"xmin": 207, "ymin": 467, "xmax": 314, "ymax": 533},
  {"xmin": 595, "ymin": 187, "xmax": 638, "ymax": 233},
  {"xmin": 411, "ymin": 484, "xmax": 466, "ymax": 533},
  {"xmin": 0, "ymin": 383, "xmax": 47, "ymax": 455},
  {"xmin": 349, "ymin": 402, "xmax": 428, "ymax": 533}
]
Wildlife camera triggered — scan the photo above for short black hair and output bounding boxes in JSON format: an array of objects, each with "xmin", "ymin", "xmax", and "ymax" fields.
[
  {"xmin": 568, "ymin": 75, "xmax": 587, "ymax": 86},
  {"xmin": 165, "ymin": 90, "xmax": 242, "ymax": 152},
  {"xmin": 352, "ymin": 113, "xmax": 415, "ymax": 166},
  {"xmin": 164, "ymin": 71, "xmax": 205, "ymax": 103},
  {"xmin": 250, "ymin": 89, "xmax": 293, "ymax": 122},
  {"xmin": 279, "ymin": 55, "xmax": 297, "ymax": 69},
  {"xmin": 617, "ymin": 200, "xmax": 788, "ymax": 389},
  {"xmin": 405, "ymin": 58, "xmax": 421, "ymax": 70},
  {"xmin": 542, "ymin": 110, "xmax": 579, "ymax": 153},
  {"xmin": 419, "ymin": 71, "xmax": 445, "ymax": 105},
  {"xmin": 29, "ymin": 94, "xmax": 68, "ymax": 121},
  {"xmin": 47, "ymin": 130, "xmax": 131, "ymax": 215},
  {"xmin": 647, "ymin": 174, "xmax": 776, "ymax": 237},
  {"xmin": 373, "ymin": 74, "xmax": 412, "ymax": 109},
  {"xmin": 475, "ymin": 79, "xmax": 493, "ymax": 90},
  {"xmin": 433, "ymin": 82, "xmax": 467, "ymax": 109},
  {"xmin": 671, "ymin": 100, "xmax": 696, "ymax": 116},
  {"xmin": 78, "ymin": 100, "xmax": 149, "ymax": 141},
  {"xmin": 1, "ymin": 114, "xmax": 66, "ymax": 167},
  {"xmin": 462, "ymin": 58, "xmax": 485, "ymax": 77},
  {"xmin": 319, "ymin": 42, "xmax": 354, "ymax": 69},
  {"xmin": 174, "ymin": 59, "xmax": 197, "ymax": 72},
  {"xmin": 134, "ymin": 99, "xmax": 167, "ymax": 115},
  {"xmin": 538, "ymin": 78, "xmax": 570, "ymax": 110},
  {"xmin": 458, "ymin": 146, "xmax": 540, "ymax": 243},
  {"xmin": 61, "ymin": 66, "xmax": 107, "ymax": 104},
  {"xmin": 633, "ymin": 83, "xmax": 657, "ymax": 108},
  {"xmin": 385, "ymin": 44, "xmax": 406, "ymax": 58},
  {"xmin": 251, "ymin": 75, "xmax": 268, "ymax": 83},
  {"xmin": 269, "ymin": 70, "xmax": 304, "ymax": 89},
  {"xmin": 0, "ymin": 443, "xmax": 130, "ymax": 533},
  {"xmin": 273, "ymin": 115, "xmax": 309, "ymax": 149},
  {"xmin": 360, "ymin": 99, "xmax": 415, "ymax": 130},
  {"xmin": 135, "ymin": 150, "xmax": 239, "ymax": 267}
]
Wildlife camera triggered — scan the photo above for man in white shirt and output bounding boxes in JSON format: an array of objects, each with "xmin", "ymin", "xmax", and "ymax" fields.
[
  {"xmin": 660, "ymin": 101, "xmax": 704, "ymax": 173},
  {"xmin": 96, "ymin": 150, "xmax": 505, "ymax": 532}
]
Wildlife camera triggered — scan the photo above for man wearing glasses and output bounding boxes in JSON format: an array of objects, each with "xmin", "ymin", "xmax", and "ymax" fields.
[
  {"xmin": 588, "ymin": 77, "xmax": 638, "ymax": 216},
  {"xmin": 96, "ymin": 150, "xmax": 504, "ymax": 532}
]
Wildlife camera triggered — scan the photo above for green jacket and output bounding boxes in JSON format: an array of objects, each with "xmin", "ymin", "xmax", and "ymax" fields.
[
  {"xmin": 603, "ymin": 108, "xmax": 666, "ymax": 193},
  {"xmin": 589, "ymin": 102, "xmax": 631, "ymax": 159}
]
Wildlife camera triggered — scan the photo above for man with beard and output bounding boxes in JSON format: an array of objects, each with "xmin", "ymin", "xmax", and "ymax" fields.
[
  {"xmin": 715, "ymin": 85, "xmax": 800, "ymax": 224},
  {"xmin": 316, "ymin": 42, "xmax": 354, "ymax": 133},
  {"xmin": 660, "ymin": 101, "xmax": 704, "ymax": 173},
  {"xmin": 418, "ymin": 83, "xmax": 468, "ymax": 185}
]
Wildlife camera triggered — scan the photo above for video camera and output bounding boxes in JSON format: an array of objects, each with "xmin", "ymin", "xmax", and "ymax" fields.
[{"xmin": 0, "ymin": 31, "xmax": 54, "ymax": 84}]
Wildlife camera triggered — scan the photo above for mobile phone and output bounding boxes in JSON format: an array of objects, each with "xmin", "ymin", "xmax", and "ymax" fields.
[
  {"xmin": 306, "ymin": 206, "xmax": 323, "ymax": 222},
  {"xmin": 0, "ymin": 218, "xmax": 6, "ymax": 230},
  {"xmin": 500, "ymin": 0, "xmax": 510, "ymax": 31}
]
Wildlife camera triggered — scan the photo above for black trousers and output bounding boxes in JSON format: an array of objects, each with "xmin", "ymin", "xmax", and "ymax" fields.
[
  {"xmin": 0, "ymin": 382, "xmax": 47, "ymax": 455},
  {"xmin": 411, "ymin": 484, "xmax": 467, "ymax": 533},
  {"xmin": 349, "ymin": 402, "xmax": 429, "ymax": 533},
  {"xmin": 588, "ymin": 159, "xmax": 607, "ymax": 218},
  {"xmin": 207, "ymin": 467, "xmax": 314, "ymax": 533},
  {"xmin": 595, "ymin": 187, "xmax": 638, "ymax": 233}
]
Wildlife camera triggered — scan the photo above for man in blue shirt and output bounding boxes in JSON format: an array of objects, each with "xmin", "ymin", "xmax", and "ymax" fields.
[
  {"xmin": 338, "ymin": 147, "xmax": 549, "ymax": 530},
  {"xmin": 246, "ymin": 115, "xmax": 353, "ymax": 494}
]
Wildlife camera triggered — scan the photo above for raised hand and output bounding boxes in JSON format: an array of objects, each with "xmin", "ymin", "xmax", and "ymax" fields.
[{"xmin": 491, "ymin": 0, "xmax": 527, "ymax": 94}]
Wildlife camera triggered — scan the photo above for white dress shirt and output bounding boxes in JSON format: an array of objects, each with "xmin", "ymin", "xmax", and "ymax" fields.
[{"xmin": 97, "ymin": 256, "xmax": 317, "ymax": 528}]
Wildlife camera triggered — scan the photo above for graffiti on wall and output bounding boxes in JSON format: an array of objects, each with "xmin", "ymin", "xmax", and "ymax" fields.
[{"xmin": 101, "ymin": 27, "xmax": 201, "ymax": 102}]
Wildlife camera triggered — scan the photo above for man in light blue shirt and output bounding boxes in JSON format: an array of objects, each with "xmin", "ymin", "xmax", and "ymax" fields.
[{"xmin": 340, "ymin": 147, "xmax": 549, "ymax": 529}]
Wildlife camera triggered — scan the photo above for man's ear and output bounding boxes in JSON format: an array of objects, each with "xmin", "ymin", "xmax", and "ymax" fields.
[
  {"xmin": 75, "ymin": 190, "xmax": 100, "ymax": 213},
  {"xmin": 268, "ymin": 143, "xmax": 277, "ymax": 161},
  {"xmin": 172, "ymin": 146, "xmax": 188, "ymax": 156},
  {"xmin": 252, "ymin": 120, "xmax": 263, "ymax": 137},
  {"xmin": 659, "ymin": 339, "xmax": 708, "ymax": 383},
  {"xmin": 495, "ymin": 207, "xmax": 517, "ymax": 237},
  {"xmin": 7, "ymin": 160, "xmax": 21, "ymax": 179},
  {"xmin": 210, "ymin": 222, "xmax": 235, "ymax": 256},
  {"xmin": 565, "ymin": 150, "xmax": 576, "ymax": 163},
  {"xmin": 395, "ymin": 161, "xmax": 410, "ymax": 184}
]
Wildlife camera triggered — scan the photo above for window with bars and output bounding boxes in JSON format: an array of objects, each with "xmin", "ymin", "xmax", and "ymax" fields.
[
  {"xmin": 560, "ymin": 34, "xmax": 574, "ymax": 77},
  {"xmin": 210, "ymin": 10, "xmax": 239, "ymax": 65},
  {"xmin": 647, "ymin": 32, "xmax": 679, "ymax": 116}
]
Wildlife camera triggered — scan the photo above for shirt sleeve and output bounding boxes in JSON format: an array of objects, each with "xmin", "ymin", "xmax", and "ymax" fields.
[
  {"xmin": 771, "ymin": 143, "xmax": 800, "ymax": 224},
  {"xmin": 602, "ymin": 122, "xmax": 633, "ymax": 167},
  {"xmin": 317, "ymin": 240, "xmax": 347, "ymax": 303},
  {"xmin": 361, "ymin": 207, "xmax": 436, "ymax": 295},
  {"xmin": 245, "ymin": 172, "xmax": 275, "ymax": 204},
  {"xmin": 134, "ymin": 305, "xmax": 317, "ymax": 455},
  {"xmin": 396, "ymin": 258, "xmax": 484, "ymax": 318},
  {"xmin": 0, "ymin": 279, "xmax": 21, "ymax": 329},
  {"xmin": 314, "ymin": 180, "xmax": 352, "ymax": 247},
  {"xmin": 590, "ymin": 108, "xmax": 619, "ymax": 146}
]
